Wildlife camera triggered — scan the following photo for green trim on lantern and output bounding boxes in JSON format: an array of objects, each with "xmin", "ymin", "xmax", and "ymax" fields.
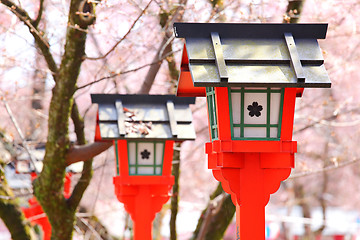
[
  {"xmin": 234, "ymin": 137, "xmax": 281, "ymax": 141},
  {"xmin": 228, "ymin": 88, "xmax": 234, "ymax": 139},
  {"xmin": 266, "ymin": 88, "xmax": 271, "ymax": 138},
  {"xmin": 240, "ymin": 88, "xmax": 245, "ymax": 138},
  {"xmin": 233, "ymin": 124, "xmax": 279, "ymax": 128},
  {"xmin": 115, "ymin": 140, "xmax": 120, "ymax": 175},
  {"xmin": 135, "ymin": 141, "xmax": 138, "ymax": 175},
  {"xmin": 229, "ymin": 87, "xmax": 284, "ymax": 141},
  {"xmin": 206, "ymin": 87, "xmax": 218, "ymax": 140},
  {"xmin": 153, "ymin": 142, "xmax": 156, "ymax": 175},
  {"xmin": 278, "ymin": 88, "xmax": 285, "ymax": 138},
  {"xmin": 230, "ymin": 89, "xmax": 282, "ymax": 93},
  {"xmin": 127, "ymin": 141, "xmax": 165, "ymax": 176}
]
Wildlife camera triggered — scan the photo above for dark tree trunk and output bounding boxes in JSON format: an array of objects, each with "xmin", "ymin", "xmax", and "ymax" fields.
[
  {"xmin": 170, "ymin": 143, "xmax": 181, "ymax": 240},
  {"xmin": 283, "ymin": 0, "xmax": 305, "ymax": 23},
  {"xmin": 192, "ymin": 184, "xmax": 235, "ymax": 240}
]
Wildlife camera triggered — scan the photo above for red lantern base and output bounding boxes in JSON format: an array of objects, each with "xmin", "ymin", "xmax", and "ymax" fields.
[
  {"xmin": 113, "ymin": 175, "xmax": 174, "ymax": 240},
  {"xmin": 206, "ymin": 140, "xmax": 295, "ymax": 239}
]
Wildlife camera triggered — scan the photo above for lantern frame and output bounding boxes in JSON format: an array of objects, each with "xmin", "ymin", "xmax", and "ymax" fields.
[
  {"xmin": 92, "ymin": 94, "xmax": 196, "ymax": 240},
  {"xmin": 174, "ymin": 22, "xmax": 331, "ymax": 240}
]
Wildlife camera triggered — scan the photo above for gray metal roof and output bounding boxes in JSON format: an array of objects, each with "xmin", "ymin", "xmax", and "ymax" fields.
[
  {"xmin": 91, "ymin": 94, "xmax": 196, "ymax": 141},
  {"xmin": 174, "ymin": 23, "xmax": 331, "ymax": 88}
]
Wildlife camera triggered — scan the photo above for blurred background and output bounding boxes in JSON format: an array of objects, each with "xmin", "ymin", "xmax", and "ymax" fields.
[{"xmin": 0, "ymin": 0, "xmax": 359, "ymax": 239}]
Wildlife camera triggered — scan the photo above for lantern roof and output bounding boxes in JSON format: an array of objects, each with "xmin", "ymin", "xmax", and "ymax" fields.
[
  {"xmin": 91, "ymin": 94, "xmax": 196, "ymax": 141},
  {"xmin": 174, "ymin": 23, "xmax": 331, "ymax": 96}
]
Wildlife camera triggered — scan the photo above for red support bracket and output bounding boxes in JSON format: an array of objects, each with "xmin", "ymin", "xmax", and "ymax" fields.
[
  {"xmin": 207, "ymin": 140, "xmax": 295, "ymax": 240},
  {"xmin": 113, "ymin": 176, "xmax": 174, "ymax": 240}
]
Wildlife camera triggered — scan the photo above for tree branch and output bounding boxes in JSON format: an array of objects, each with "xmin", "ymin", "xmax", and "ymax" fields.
[
  {"xmin": 32, "ymin": 0, "xmax": 45, "ymax": 28},
  {"xmin": 67, "ymin": 102, "xmax": 112, "ymax": 211},
  {"xmin": 289, "ymin": 157, "xmax": 360, "ymax": 179},
  {"xmin": 66, "ymin": 142, "xmax": 112, "ymax": 166},
  {"xmin": 86, "ymin": 0, "xmax": 154, "ymax": 60},
  {"xmin": 137, "ymin": 0, "xmax": 187, "ymax": 94},
  {"xmin": 1, "ymin": 98, "xmax": 40, "ymax": 174},
  {"xmin": 66, "ymin": 101, "xmax": 91, "ymax": 211},
  {"xmin": 0, "ymin": 0, "xmax": 58, "ymax": 77},
  {"xmin": 77, "ymin": 49, "xmax": 181, "ymax": 90}
]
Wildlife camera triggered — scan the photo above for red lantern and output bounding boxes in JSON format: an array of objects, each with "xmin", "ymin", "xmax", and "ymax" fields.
[
  {"xmin": 16, "ymin": 146, "xmax": 80, "ymax": 240},
  {"xmin": 21, "ymin": 173, "xmax": 72, "ymax": 240},
  {"xmin": 92, "ymin": 94, "xmax": 196, "ymax": 240},
  {"xmin": 173, "ymin": 23, "xmax": 331, "ymax": 239}
]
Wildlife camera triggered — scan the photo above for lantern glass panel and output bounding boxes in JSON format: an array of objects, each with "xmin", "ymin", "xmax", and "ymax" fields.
[
  {"xmin": 155, "ymin": 143, "xmax": 164, "ymax": 165},
  {"xmin": 243, "ymin": 92, "xmax": 267, "ymax": 124},
  {"xmin": 206, "ymin": 87, "xmax": 218, "ymax": 140},
  {"xmin": 127, "ymin": 141, "xmax": 165, "ymax": 176},
  {"xmin": 137, "ymin": 167, "xmax": 155, "ymax": 175},
  {"xmin": 231, "ymin": 92, "xmax": 241, "ymax": 124},
  {"xmin": 229, "ymin": 88, "xmax": 284, "ymax": 140},
  {"xmin": 244, "ymin": 127, "xmax": 266, "ymax": 138},
  {"xmin": 270, "ymin": 93, "xmax": 281, "ymax": 124},
  {"xmin": 270, "ymin": 127, "xmax": 278, "ymax": 138},
  {"xmin": 128, "ymin": 142, "xmax": 136, "ymax": 165},
  {"xmin": 137, "ymin": 142, "xmax": 155, "ymax": 165}
]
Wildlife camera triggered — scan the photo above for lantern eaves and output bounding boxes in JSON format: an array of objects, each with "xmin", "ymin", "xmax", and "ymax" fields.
[
  {"xmin": 174, "ymin": 23, "xmax": 331, "ymax": 91},
  {"xmin": 91, "ymin": 94, "xmax": 196, "ymax": 141}
]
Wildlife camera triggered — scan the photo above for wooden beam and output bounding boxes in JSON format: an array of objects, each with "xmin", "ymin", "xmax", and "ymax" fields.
[
  {"xmin": 211, "ymin": 32, "xmax": 228, "ymax": 82},
  {"xmin": 115, "ymin": 100, "xmax": 126, "ymax": 136},
  {"xmin": 284, "ymin": 32, "xmax": 305, "ymax": 82},
  {"xmin": 166, "ymin": 101, "xmax": 178, "ymax": 137}
]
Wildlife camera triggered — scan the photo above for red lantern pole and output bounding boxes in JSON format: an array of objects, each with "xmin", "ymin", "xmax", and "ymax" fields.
[
  {"xmin": 113, "ymin": 140, "xmax": 175, "ymax": 240},
  {"xmin": 205, "ymin": 88, "xmax": 297, "ymax": 239}
]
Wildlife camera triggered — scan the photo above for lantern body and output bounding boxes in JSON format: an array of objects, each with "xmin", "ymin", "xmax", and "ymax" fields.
[
  {"xmin": 92, "ymin": 94, "xmax": 196, "ymax": 240},
  {"xmin": 206, "ymin": 87, "xmax": 297, "ymax": 204},
  {"xmin": 174, "ymin": 23, "xmax": 331, "ymax": 239},
  {"xmin": 126, "ymin": 141, "xmax": 165, "ymax": 176}
]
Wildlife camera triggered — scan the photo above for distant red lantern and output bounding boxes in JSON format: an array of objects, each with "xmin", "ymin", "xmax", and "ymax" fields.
[
  {"xmin": 22, "ymin": 173, "xmax": 72, "ymax": 240},
  {"xmin": 16, "ymin": 147, "xmax": 80, "ymax": 240},
  {"xmin": 174, "ymin": 23, "xmax": 331, "ymax": 239},
  {"xmin": 92, "ymin": 94, "xmax": 196, "ymax": 240}
]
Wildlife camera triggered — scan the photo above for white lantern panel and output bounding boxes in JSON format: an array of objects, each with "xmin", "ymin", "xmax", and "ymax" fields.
[
  {"xmin": 244, "ymin": 127, "xmax": 266, "ymax": 138},
  {"xmin": 137, "ymin": 167, "xmax": 155, "ymax": 175},
  {"xmin": 270, "ymin": 128, "xmax": 278, "ymax": 138},
  {"xmin": 156, "ymin": 167, "xmax": 162, "ymax": 175},
  {"xmin": 129, "ymin": 167, "xmax": 136, "ymax": 175},
  {"xmin": 244, "ymin": 92, "xmax": 267, "ymax": 124},
  {"xmin": 137, "ymin": 142, "xmax": 155, "ymax": 165},
  {"xmin": 231, "ymin": 92, "xmax": 241, "ymax": 124},
  {"xmin": 270, "ymin": 92, "xmax": 281, "ymax": 124},
  {"xmin": 233, "ymin": 127, "xmax": 241, "ymax": 138},
  {"xmin": 155, "ymin": 143, "xmax": 164, "ymax": 165},
  {"xmin": 128, "ymin": 142, "xmax": 136, "ymax": 165}
]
